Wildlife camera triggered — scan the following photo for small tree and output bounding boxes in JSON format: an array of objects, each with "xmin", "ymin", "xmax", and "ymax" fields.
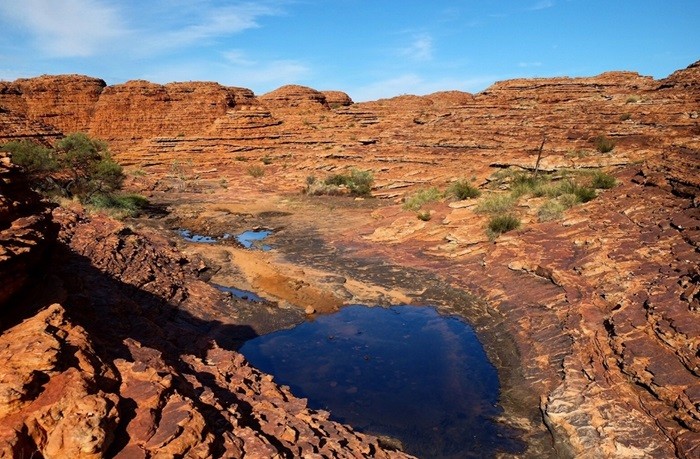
[
  {"xmin": 2, "ymin": 132, "xmax": 125, "ymax": 200},
  {"xmin": 1, "ymin": 140, "xmax": 59, "ymax": 193},
  {"xmin": 55, "ymin": 133, "xmax": 124, "ymax": 197}
]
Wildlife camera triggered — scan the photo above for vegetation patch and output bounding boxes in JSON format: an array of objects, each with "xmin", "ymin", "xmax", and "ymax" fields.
[
  {"xmin": 416, "ymin": 210, "xmax": 432, "ymax": 221},
  {"xmin": 487, "ymin": 214, "xmax": 520, "ymax": 237},
  {"xmin": 477, "ymin": 165, "xmax": 616, "ymax": 229},
  {"xmin": 446, "ymin": 179, "xmax": 481, "ymax": 200},
  {"xmin": 537, "ymin": 199, "xmax": 567, "ymax": 222},
  {"xmin": 590, "ymin": 171, "xmax": 617, "ymax": 189},
  {"xmin": 475, "ymin": 192, "xmax": 517, "ymax": 215},
  {"xmin": 247, "ymin": 165, "xmax": 265, "ymax": 178},
  {"xmin": 594, "ymin": 135, "xmax": 615, "ymax": 153},
  {"xmin": 88, "ymin": 193, "xmax": 150, "ymax": 218},
  {"xmin": 305, "ymin": 169, "xmax": 374, "ymax": 197},
  {"xmin": 403, "ymin": 187, "xmax": 442, "ymax": 211},
  {"xmin": 1, "ymin": 133, "xmax": 148, "ymax": 218},
  {"xmin": 3, "ymin": 133, "xmax": 124, "ymax": 198}
]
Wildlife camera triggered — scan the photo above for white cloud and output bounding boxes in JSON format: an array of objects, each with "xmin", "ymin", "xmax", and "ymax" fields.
[
  {"xmin": 400, "ymin": 34, "xmax": 434, "ymax": 61},
  {"xmin": 529, "ymin": 0, "xmax": 555, "ymax": 11},
  {"xmin": 0, "ymin": 1, "xmax": 284, "ymax": 58},
  {"xmin": 0, "ymin": 0, "xmax": 127, "ymax": 57},
  {"xmin": 142, "ymin": 3, "xmax": 280, "ymax": 54}
]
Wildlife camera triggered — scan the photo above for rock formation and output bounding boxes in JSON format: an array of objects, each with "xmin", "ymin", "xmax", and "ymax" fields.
[
  {"xmin": 0, "ymin": 155, "xmax": 411, "ymax": 457},
  {"xmin": 0, "ymin": 151, "xmax": 55, "ymax": 308},
  {"xmin": 0, "ymin": 60, "xmax": 698, "ymax": 457}
]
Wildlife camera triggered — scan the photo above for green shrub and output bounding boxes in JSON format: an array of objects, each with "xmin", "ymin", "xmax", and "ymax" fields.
[
  {"xmin": 2, "ymin": 133, "xmax": 124, "ymax": 199},
  {"xmin": 322, "ymin": 169, "xmax": 374, "ymax": 196},
  {"xmin": 88, "ymin": 193, "xmax": 149, "ymax": 217},
  {"xmin": 556, "ymin": 193, "xmax": 579, "ymax": 209},
  {"xmin": 619, "ymin": 113, "xmax": 632, "ymax": 121},
  {"xmin": 347, "ymin": 169, "xmax": 374, "ymax": 196},
  {"xmin": 538, "ymin": 200, "xmax": 566, "ymax": 222},
  {"xmin": 447, "ymin": 179, "xmax": 481, "ymax": 200},
  {"xmin": 325, "ymin": 174, "xmax": 348, "ymax": 187},
  {"xmin": 403, "ymin": 187, "xmax": 442, "ymax": 211},
  {"xmin": 594, "ymin": 135, "xmax": 615, "ymax": 153},
  {"xmin": 247, "ymin": 165, "xmax": 265, "ymax": 177},
  {"xmin": 625, "ymin": 95, "xmax": 640, "ymax": 104},
  {"xmin": 531, "ymin": 181, "xmax": 564, "ymax": 198},
  {"xmin": 487, "ymin": 214, "xmax": 520, "ymax": 236},
  {"xmin": 261, "ymin": 156, "xmax": 273, "ymax": 165},
  {"xmin": 574, "ymin": 185, "xmax": 596, "ymax": 202},
  {"xmin": 475, "ymin": 193, "xmax": 517, "ymax": 214},
  {"xmin": 590, "ymin": 171, "xmax": 616, "ymax": 189},
  {"xmin": 416, "ymin": 210, "xmax": 432, "ymax": 221},
  {"xmin": 1, "ymin": 140, "xmax": 58, "ymax": 174},
  {"xmin": 555, "ymin": 180, "xmax": 591, "ymax": 201},
  {"xmin": 510, "ymin": 174, "xmax": 549, "ymax": 198}
]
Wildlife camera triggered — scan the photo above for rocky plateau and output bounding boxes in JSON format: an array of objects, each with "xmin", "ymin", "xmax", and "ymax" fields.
[{"xmin": 0, "ymin": 61, "xmax": 699, "ymax": 458}]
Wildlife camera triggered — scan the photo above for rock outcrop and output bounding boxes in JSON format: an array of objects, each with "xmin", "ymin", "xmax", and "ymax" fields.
[
  {"xmin": 0, "ymin": 151, "xmax": 55, "ymax": 308},
  {"xmin": 0, "ymin": 60, "xmax": 699, "ymax": 457},
  {"xmin": 0, "ymin": 157, "xmax": 411, "ymax": 457}
]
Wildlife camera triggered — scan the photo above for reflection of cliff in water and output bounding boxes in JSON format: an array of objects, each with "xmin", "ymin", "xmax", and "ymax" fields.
[{"xmin": 241, "ymin": 305, "xmax": 526, "ymax": 459}]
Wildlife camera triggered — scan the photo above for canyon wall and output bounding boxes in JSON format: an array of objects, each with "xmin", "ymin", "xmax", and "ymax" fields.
[{"xmin": 0, "ymin": 61, "xmax": 698, "ymax": 457}]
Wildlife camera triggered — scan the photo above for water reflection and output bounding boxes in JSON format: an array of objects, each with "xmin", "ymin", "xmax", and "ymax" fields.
[
  {"xmin": 214, "ymin": 283, "xmax": 265, "ymax": 303},
  {"xmin": 236, "ymin": 229, "xmax": 272, "ymax": 250},
  {"xmin": 177, "ymin": 229, "xmax": 217, "ymax": 243},
  {"xmin": 240, "ymin": 305, "xmax": 524, "ymax": 458}
]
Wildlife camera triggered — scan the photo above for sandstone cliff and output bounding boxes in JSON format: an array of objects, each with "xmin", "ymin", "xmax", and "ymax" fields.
[{"xmin": 0, "ymin": 61, "xmax": 699, "ymax": 457}]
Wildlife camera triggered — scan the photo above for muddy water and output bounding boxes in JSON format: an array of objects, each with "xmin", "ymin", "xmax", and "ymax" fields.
[{"xmin": 240, "ymin": 304, "xmax": 525, "ymax": 458}]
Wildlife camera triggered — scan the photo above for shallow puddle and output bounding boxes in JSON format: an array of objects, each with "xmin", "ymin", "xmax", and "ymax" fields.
[
  {"xmin": 240, "ymin": 305, "xmax": 524, "ymax": 458},
  {"xmin": 236, "ymin": 229, "xmax": 272, "ymax": 250},
  {"xmin": 177, "ymin": 229, "xmax": 218, "ymax": 243},
  {"xmin": 214, "ymin": 283, "xmax": 265, "ymax": 303}
]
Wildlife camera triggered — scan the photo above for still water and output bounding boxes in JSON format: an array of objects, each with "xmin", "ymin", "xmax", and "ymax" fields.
[
  {"xmin": 236, "ymin": 229, "xmax": 272, "ymax": 250},
  {"xmin": 240, "ymin": 305, "xmax": 524, "ymax": 458}
]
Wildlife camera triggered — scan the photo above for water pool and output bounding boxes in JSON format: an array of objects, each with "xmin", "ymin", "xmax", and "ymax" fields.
[{"xmin": 240, "ymin": 304, "xmax": 524, "ymax": 458}]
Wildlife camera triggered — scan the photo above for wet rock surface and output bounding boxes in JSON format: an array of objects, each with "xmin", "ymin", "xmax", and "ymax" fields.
[
  {"xmin": 0, "ymin": 157, "xmax": 412, "ymax": 457},
  {"xmin": 0, "ymin": 208, "xmax": 413, "ymax": 458}
]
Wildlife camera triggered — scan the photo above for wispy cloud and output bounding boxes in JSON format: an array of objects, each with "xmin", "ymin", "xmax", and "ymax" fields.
[
  {"xmin": 0, "ymin": 1, "xmax": 285, "ymax": 58},
  {"xmin": 399, "ymin": 34, "xmax": 434, "ymax": 61},
  {"xmin": 0, "ymin": 0, "xmax": 127, "ymax": 57},
  {"xmin": 529, "ymin": 0, "xmax": 555, "ymax": 11},
  {"xmin": 141, "ymin": 3, "xmax": 281, "ymax": 54}
]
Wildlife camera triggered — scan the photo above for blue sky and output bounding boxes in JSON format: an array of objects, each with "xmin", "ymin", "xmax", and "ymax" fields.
[{"xmin": 0, "ymin": 1, "xmax": 698, "ymax": 101}]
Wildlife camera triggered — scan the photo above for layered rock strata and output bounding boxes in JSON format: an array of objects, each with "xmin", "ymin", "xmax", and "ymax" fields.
[{"xmin": 0, "ymin": 61, "xmax": 698, "ymax": 457}]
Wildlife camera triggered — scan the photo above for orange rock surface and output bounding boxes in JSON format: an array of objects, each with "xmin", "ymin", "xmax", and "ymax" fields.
[{"xmin": 0, "ymin": 60, "xmax": 699, "ymax": 457}]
